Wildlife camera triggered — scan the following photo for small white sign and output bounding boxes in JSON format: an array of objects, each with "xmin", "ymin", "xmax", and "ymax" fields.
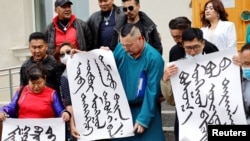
[
  {"xmin": 221, "ymin": 0, "xmax": 235, "ymax": 8},
  {"xmin": 1, "ymin": 118, "xmax": 65, "ymax": 141}
]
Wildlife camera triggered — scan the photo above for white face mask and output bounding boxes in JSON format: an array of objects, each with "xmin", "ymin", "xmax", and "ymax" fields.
[
  {"xmin": 60, "ymin": 54, "xmax": 70, "ymax": 65},
  {"xmin": 185, "ymin": 52, "xmax": 203, "ymax": 59}
]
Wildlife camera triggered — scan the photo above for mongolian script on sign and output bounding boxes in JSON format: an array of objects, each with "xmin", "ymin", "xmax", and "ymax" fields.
[
  {"xmin": 170, "ymin": 48, "xmax": 247, "ymax": 141},
  {"xmin": 1, "ymin": 118, "xmax": 65, "ymax": 141},
  {"xmin": 67, "ymin": 49, "xmax": 134, "ymax": 141}
]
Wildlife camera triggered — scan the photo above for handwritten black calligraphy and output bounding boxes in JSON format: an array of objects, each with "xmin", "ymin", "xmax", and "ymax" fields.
[
  {"xmin": 177, "ymin": 57, "xmax": 237, "ymax": 141},
  {"xmin": 3, "ymin": 126, "xmax": 56, "ymax": 141},
  {"xmin": 72, "ymin": 54, "xmax": 130, "ymax": 138}
]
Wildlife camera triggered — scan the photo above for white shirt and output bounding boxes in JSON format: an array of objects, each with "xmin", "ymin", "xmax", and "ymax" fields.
[{"xmin": 201, "ymin": 20, "xmax": 237, "ymax": 51}]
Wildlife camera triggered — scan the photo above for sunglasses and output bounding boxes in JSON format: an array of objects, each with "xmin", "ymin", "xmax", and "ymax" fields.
[
  {"xmin": 60, "ymin": 50, "xmax": 71, "ymax": 58},
  {"xmin": 123, "ymin": 6, "xmax": 134, "ymax": 12}
]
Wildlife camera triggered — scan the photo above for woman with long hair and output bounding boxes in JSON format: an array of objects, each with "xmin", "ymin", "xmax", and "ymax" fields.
[{"xmin": 200, "ymin": 0, "xmax": 237, "ymax": 51}]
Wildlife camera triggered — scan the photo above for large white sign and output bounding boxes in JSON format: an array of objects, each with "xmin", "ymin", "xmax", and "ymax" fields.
[
  {"xmin": 1, "ymin": 118, "xmax": 65, "ymax": 141},
  {"xmin": 170, "ymin": 48, "xmax": 247, "ymax": 141},
  {"xmin": 67, "ymin": 49, "xmax": 134, "ymax": 141}
]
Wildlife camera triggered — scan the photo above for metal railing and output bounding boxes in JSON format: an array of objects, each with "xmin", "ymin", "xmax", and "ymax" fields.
[{"xmin": 0, "ymin": 66, "xmax": 20, "ymax": 103}]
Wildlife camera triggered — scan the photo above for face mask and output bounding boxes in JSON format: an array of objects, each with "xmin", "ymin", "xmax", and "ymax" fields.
[
  {"xmin": 185, "ymin": 52, "xmax": 203, "ymax": 59},
  {"xmin": 242, "ymin": 67, "xmax": 250, "ymax": 80},
  {"xmin": 60, "ymin": 54, "xmax": 70, "ymax": 65}
]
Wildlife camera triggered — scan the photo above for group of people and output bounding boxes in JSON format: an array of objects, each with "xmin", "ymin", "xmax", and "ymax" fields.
[
  {"xmin": 1, "ymin": 0, "xmax": 164, "ymax": 141},
  {"xmin": 161, "ymin": 0, "xmax": 249, "ymax": 141},
  {"xmin": 0, "ymin": 0, "xmax": 250, "ymax": 141}
]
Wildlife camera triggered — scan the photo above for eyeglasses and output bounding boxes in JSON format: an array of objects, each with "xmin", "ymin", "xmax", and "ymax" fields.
[
  {"xmin": 123, "ymin": 6, "xmax": 134, "ymax": 12},
  {"xmin": 60, "ymin": 50, "xmax": 71, "ymax": 58},
  {"xmin": 184, "ymin": 45, "xmax": 201, "ymax": 51}
]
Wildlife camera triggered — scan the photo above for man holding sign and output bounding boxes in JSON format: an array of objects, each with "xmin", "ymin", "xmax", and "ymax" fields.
[
  {"xmin": 111, "ymin": 23, "xmax": 165, "ymax": 141},
  {"xmin": 69, "ymin": 23, "xmax": 165, "ymax": 141},
  {"xmin": 161, "ymin": 28, "xmax": 247, "ymax": 141}
]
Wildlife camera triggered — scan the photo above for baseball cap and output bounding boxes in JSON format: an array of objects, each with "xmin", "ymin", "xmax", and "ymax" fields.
[{"xmin": 54, "ymin": 0, "xmax": 73, "ymax": 7}]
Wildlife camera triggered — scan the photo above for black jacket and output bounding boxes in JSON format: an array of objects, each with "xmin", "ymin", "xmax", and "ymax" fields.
[
  {"xmin": 20, "ymin": 55, "xmax": 65, "ymax": 94},
  {"xmin": 112, "ymin": 11, "xmax": 163, "ymax": 54},
  {"xmin": 87, "ymin": 5, "xmax": 125, "ymax": 50},
  {"xmin": 45, "ymin": 17, "xmax": 93, "ymax": 54}
]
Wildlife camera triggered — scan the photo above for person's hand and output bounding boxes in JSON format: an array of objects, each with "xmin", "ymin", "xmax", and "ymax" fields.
[
  {"xmin": 0, "ymin": 112, "xmax": 7, "ymax": 121},
  {"xmin": 70, "ymin": 124, "xmax": 80, "ymax": 139},
  {"xmin": 163, "ymin": 64, "xmax": 178, "ymax": 81},
  {"xmin": 157, "ymin": 96, "xmax": 165, "ymax": 103},
  {"xmin": 100, "ymin": 46, "xmax": 110, "ymax": 51},
  {"xmin": 232, "ymin": 55, "xmax": 241, "ymax": 66},
  {"xmin": 70, "ymin": 49, "xmax": 83, "ymax": 58},
  {"xmin": 62, "ymin": 111, "xmax": 71, "ymax": 122},
  {"xmin": 65, "ymin": 106, "xmax": 80, "ymax": 139},
  {"xmin": 133, "ymin": 122, "xmax": 145, "ymax": 134}
]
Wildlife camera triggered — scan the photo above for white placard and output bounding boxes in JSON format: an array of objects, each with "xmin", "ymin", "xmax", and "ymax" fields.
[
  {"xmin": 170, "ymin": 48, "xmax": 247, "ymax": 141},
  {"xmin": 1, "ymin": 118, "xmax": 65, "ymax": 141},
  {"xmin": 67, "ymin": 49, "xmax": 134, "ymax": 141}
]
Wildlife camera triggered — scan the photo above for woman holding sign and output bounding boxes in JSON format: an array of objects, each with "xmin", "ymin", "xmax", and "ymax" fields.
[
  {"xmin": 54, "ymin": 42, "xmax": 80, "ymax": 140},
  {"xmin": 0, "ymin": 63, "xmax": 71, "ymax": 121}
]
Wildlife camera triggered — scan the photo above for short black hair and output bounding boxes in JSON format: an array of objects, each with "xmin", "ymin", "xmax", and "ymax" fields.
[
  {"xmin": 182, "ymin": 28, "xmax": 204, "ymax": 42},
  {"xmin": 28, "ymin": 32, "xmax": 48, "ymax": 43},
  {"xmin": 240, "ymin": 43, "xmax": 250, "ymax": 53},
  {"xmin": 120, "ymin": 23, "xmax": 141, "ymax": 38},
  {"xmin": 122, "ymin": 0, "xmax": 140, "ymax": 4},
  {"xmin": 26, "ymin": 63, "xmax": 47, "ymax": 81},
  {"xmin": 169, "ymin": 16, "xmax": 191, "ymax": 30}
]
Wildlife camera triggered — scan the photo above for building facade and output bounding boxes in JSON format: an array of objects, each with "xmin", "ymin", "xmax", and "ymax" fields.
[{"xmin": 0, "ymin": 0, "xmax": 192, "ymax": 69}]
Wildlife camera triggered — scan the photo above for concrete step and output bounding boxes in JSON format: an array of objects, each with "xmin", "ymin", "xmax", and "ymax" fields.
[
  {"xmin": 164, "ymin": 129, "xmax": 175, "ymax": 141},
  {"xmin": 162, "ymin": 110, "xmax": 175, "ymax": 127},
  {"xmin": 161, "ymin": 101, "xmax": 176, "ymax": 128},
  {"xmin": 161, "ymin": 102, "xmax": 176, "ymax": 141}
]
